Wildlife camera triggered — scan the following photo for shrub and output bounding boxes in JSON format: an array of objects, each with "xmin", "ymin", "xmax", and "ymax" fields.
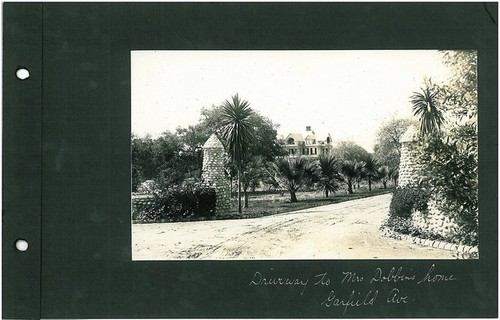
[
  {"xmin": 389, "ymin": 186, "xmax": 430, "ymax": 219},
  {"xmin": 136, "ymin": 184, "xmax": 217, "ymax": 221},
  {"xmin": 137, "ymin": 180, "xmax": 160, "ymax": 194}
]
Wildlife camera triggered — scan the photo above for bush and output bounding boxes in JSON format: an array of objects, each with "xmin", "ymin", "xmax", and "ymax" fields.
[
  {"xmin": 137, "ymin": 180, "xmax": 160, "ymax": 194},
  {"xmin": 389, "ymin": 186, "xmax": 430, "ymax": 219},
  {"xmin": 136, "ymin": 184, "xmax": 217, "ymax": 221}
]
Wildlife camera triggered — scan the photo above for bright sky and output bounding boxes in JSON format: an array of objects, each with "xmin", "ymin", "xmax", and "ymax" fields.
[{"xmin": 131, "ymin": 50, "xmax": 451, "ymax": 152}]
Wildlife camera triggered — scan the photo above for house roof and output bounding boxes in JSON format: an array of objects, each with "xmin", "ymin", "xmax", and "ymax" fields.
[{"xmin": 285, "ymin": 133, "xmax": 304, "ymax": 142}]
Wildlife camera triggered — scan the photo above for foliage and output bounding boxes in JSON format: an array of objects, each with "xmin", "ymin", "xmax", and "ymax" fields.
[
  {"xmin": 136, "ymin": 180, "xmax": 160, "ymax": 194},
  {"xmin": 388, "ymin": 167, "xmax": 399, "ymax": 186},
  {"xmin": 339, "ymin": 160, "xmax": 358, "ymax": 194},
  {"xmin": 332, "ymin": 140, "xmax": 370, "ymax": 162},
  {"xmin": 220, "ymin": 93, "xmax": 256, "ymax": 213},
  {"xmin": 410, "ymin": 50, "xmax": 478, "ymax": 246},
  {"xmin": 373, "ymin": 118, "xmax": 415, "ymax": 170},
  {"xmin": 136, "ymin": 184, "xmax": 216, "ymax": 221},
  {"xmin": 383, "ymin": 216, "xmax": 447, "ymax": 242},
  {"xmin": 389, "ymin": 186, "xmax": 430, "ymax": 219},
  {"xmin": 362, "ymin": 154, "xmax": 379, "ymax": 191},
  {"xmin": 131, "ymin": 132, "xmax": 184, "ymax": 191},
  {"xmin": 317, "ymin": 155, "xmax": 342, "ymax": 197},
  {"xmin": 220, "ymin": 94, "xmax": 256, "ymax": 170},
  {"xmin": 440, "ymin": 50, "xmax": 477, "ymax": 120},
  {"xmin": 354, "ymin": 161, "xmax": 366, "ymax": 190},
  {"xmin": 410, "ymin": 80, "xmax": 446, "ymax": 136},
  {"xmin": 268, "ymin": 157, "xmax": 308, "ymax": 202},
  {"xmin": 377, "ymin": 166, "xmax": 390, "ymax": 189},
  {"xmin": 383, "ymin": 216, "xmax": 419, "ymax": 236},
  {"xmin": 241, "ymin": 156, "xmax": 267, "ymax": 207},
  {"xmin": 416, "ymin": 132, "xmax": 478, "ymax": 245}
]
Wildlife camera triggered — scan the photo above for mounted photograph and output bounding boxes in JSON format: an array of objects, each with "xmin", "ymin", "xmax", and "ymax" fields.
[{"xmin": 131, "ymin": 50, "xmax": 478, "ymax": 260}]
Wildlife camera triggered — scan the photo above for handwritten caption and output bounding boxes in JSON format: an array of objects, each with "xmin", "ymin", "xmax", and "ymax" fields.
[{"xmin": 248, "ymin": 264, "xmax": 456, "ymax": 314}]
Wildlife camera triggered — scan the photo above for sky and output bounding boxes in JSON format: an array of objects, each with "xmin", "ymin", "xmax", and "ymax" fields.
[{"xmin": 131, "ymin": 50, "xmax": 451, "ymax": 152}]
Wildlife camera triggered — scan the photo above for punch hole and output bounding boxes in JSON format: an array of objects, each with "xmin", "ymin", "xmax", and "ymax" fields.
[
  {"xmin": 15, "ymin": 67, "xmax": 30, "ymax": 80},
  {"xmin": 15, "ymin": 239, "xmax": 29, "ymax": 252}
]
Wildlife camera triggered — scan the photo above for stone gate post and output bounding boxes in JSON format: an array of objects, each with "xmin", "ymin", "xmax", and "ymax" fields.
[
  {"xmin": 398, "ymin": 126, "xmax": 420, "ymax": 187},
  {"xmin": 202, "ymin": 134, "xmax": 230, "ymax": 215}
]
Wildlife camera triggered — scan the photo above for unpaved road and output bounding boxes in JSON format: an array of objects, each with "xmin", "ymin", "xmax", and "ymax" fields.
[{"xmin": 132, "ymin": 194, "xmax": 456, "ymax": 260}]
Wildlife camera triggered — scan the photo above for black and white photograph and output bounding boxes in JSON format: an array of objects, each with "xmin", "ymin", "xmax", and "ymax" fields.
[{"xmin": 131, "ymin": 50, "xmax": 478, "ymax": 261}]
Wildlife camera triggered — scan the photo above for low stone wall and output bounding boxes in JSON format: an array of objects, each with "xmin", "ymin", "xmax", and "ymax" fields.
[
  {"xmin": 131, "ymin": 195, "xmax": 154, "ymax": 218},
  {"xmin": 412, "ymin": 199, "xmax": 458, "ymax": 238}
]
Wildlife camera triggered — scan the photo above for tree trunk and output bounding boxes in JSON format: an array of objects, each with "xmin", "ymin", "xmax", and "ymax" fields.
[
  {"xmin": 347, "ymin": 181, "xmax": 353, "ymax": 194},
  {"xmin": 383, "ymin": 181, "xmax": 387, "ymax": 189},
  {"xmin": 290, "ymin": 190, "xmax": 298, "ymax": 202},
  {"xmin": 325, "ymin": 189, "xmax": 329, "ymax": 198},
  {"xmin": 368, "ymin": 176, "xmax": 372, "ymax": 191},
  {"xmin": 229, "ymin": 176, "xmax": 233, "ymax": 198},
  {"xmin": 243, "ymin": 182, "xmax": 249, "ymax": 208},
  {"xmin": 237, "ymin": 171, "xmax": 242, "ymax": 213},
  {"xmin": 244, "ymin": 190, "xmax": 249, "ymax": 208}
]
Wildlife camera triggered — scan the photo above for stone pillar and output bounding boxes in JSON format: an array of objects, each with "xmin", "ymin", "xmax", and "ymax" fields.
[
  {"xmin": 202, "ymin": 134, "xmax": 230, "ymax": 215},
  {"xmin": 398, "ymin": 126, "xmax": 420, "ymax": 187},
  {"xmin": 398, "ymin": 126, "xmax": 459, "ymax": 238}
]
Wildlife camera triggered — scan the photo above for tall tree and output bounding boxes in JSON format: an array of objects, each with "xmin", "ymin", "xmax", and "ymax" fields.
[
  {"xmin": 268, "ymin": 157, "xmax": 308, "ymax": 203},
  {"xmin": 332, "ymin": 140, "xmax": 370, "ymax": 163},
  {"xmin": 317, "ymin": 154, "xmax": 342, "ymax": 197},
  {"xmin": 373, "ymin": 118, "xmax": 415, "ymax": 170},
  {"xmin": 220, "ymin": 94, "xmax": 255, "ymax": 213}
]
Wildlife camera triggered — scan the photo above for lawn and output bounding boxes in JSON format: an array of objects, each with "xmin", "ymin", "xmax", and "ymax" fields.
[
  {"xmin": 132, "ymin": 186, "xmax": 395, "ymax": 223},
  {"xmin": 223, "ymin": 187, "xmax": 395, "ymax": 220}
]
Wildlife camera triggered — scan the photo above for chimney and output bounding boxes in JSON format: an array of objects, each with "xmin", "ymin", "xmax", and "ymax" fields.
[{"xmin": 306, "ymin": 126, "xmax": 311, "ymax": 132}]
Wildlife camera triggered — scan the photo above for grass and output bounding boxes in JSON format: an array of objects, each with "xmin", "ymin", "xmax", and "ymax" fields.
[
  {"xmin": 132, "ymin": 184, "xmax": 395, "ymax": 223},
  {"xmin": 132, "ymin": 186, "xmax": 395, "ymax": 223},
  {"xmin": 222, "ymin": 187, "xmax": 395, "ymax": 220}
]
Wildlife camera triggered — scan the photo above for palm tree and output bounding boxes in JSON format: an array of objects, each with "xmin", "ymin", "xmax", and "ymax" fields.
[
  {"xmin": 318, "ymin": 155, "xmax": 342, "ymax": 197},
  {"xmin": 220, "ymin": 94, "xmax": 255, "ymax": 213},
  {"xmin": 268, "ymin": 157, "xmax": 308, "ymax": 202},
  {"xmin": 354, "ymin": 161, "xmax": 366, "ymax": 190},
  {"xmin": 303, "ymin": 159, "xmax": 320, "ymax": 190},
  {"xmin": 363, "ymin": 154, "xmax": 378, "ymax": 191},
  {"xmin": 388, "ymin": 167, "xmax": 399, "ymax": 187},
  {"xmin": 340, "ymin": 160, "xmax": 357, "ymax": 194},
  {"xmin": 377, "ymin": 165, "xmax": 390, "ymax": 189},
  {"xmin": 410, "ymin": 83, "xmax": 445, "ymax": 136}
]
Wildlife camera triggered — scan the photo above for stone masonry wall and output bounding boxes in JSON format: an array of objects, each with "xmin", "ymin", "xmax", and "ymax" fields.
[
  {"xmin": 202, "ymin": 134, "xmax": 230, "ymax": 215},
  {"xmin": 398, "ymin": 126, "xmax": 459, "ymax": 238}
]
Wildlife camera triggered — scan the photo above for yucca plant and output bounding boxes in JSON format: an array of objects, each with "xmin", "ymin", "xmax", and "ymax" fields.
[
  {"xmin": 220, "ymin": 94, "xmax": 255, "ymax": 213},
  {"xmin": 410, "ymin": 82, "xmax": 446, "ymax": 136}
]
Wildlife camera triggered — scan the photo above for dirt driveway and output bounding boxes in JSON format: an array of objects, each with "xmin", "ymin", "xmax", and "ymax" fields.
[{"xmin": 132, "ymin": 194, "xmax": 456, "ymax": 260}]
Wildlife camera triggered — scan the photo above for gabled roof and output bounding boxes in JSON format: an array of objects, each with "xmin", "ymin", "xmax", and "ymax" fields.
[
  {"xmin": 285, "ymin": 133, "xmax": 304, "ymax": 142},
  {"xmin": 304, "ymin": 133, "xmax": 316, "ymax": 141}
]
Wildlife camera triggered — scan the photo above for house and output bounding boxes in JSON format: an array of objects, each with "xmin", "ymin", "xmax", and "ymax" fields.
[{"xmin": 279, "ymin": 126, "xmax": 334, "ymax": 159}]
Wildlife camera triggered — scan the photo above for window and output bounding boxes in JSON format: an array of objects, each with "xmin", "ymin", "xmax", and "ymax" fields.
[{"xmin": 287, "ymin": 138, "xmax": 295, "ymax": 144}]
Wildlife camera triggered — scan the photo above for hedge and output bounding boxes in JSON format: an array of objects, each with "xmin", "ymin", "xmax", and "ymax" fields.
[{"xmin": 136, "ymin": 185, "xmax": 217, "ymax": 222}]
